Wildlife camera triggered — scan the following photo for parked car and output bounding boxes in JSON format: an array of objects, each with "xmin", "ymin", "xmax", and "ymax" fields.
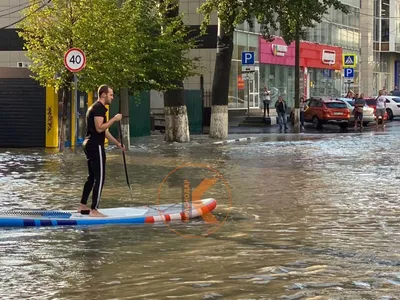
[
  {"xmin": 336, "ymin": 98, "xmax": 375, "ymax": 126},
  {"xmin": 364, "ymin": 97, "xmax": 389, "ymax": 120},
  {"xmin": 290, "ymin": 97, "xmax": 350, "ymax": 129}
]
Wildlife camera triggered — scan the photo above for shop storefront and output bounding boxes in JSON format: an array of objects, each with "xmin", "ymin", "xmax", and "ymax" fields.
[{"xmin": 259, "ymin": 37, "xmax": 343, "ymax": 108}]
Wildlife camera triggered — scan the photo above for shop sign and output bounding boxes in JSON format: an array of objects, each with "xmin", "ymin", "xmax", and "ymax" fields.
[
  {"xmin": 237, "ymin": 75, "xmax": 244, "ymax": 90},
  {"xmin": 272, "ymin": 44, "xmax": 288, "ymax": 56},
  {"xmin": 322, "ymin": 50, "xmax": 336, "ymax": 65}
]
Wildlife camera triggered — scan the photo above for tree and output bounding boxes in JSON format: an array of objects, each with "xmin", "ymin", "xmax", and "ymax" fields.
[
  {"xmin": 199, "ymin": 1, "xmax": 255, "ymax": 139},
  {"xmin": 254, "ymin": 0, "xmax": 348, "ymax": 132},
  {"xmin": 161, "ymin": 0, "xmax": 191, "ymax": 143},
  {"xmin": 199, "ymin": 0, "xmax": 348, "ymax": 137},
  {"xmin": 19, "ymin": 0, "xmax": 198, "ymax": 151}
]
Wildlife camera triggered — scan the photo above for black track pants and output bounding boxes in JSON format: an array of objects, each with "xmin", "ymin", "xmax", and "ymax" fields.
[{"xmin": 80, "ymin": 143, "xmax": 106, "ymax": 210}]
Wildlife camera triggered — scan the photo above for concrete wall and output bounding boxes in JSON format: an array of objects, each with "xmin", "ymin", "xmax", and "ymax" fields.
[
  {"xmin": 150, "ymin": 90, "xmax": 164, "ymax": 110},
  {"xmin": 184, "ymin": 48, "xmax": 216, "ymax": 90},
  {"xmin": 180, "ymin": 0, "xmax": 217, "ymax": 91},
  {"xmin": 0, "ymin": 0, "xmax": 30, "ymax": 67},
  {"xmin": 360, "ymin": 0, "xmax": 374, "ymax": 97}
]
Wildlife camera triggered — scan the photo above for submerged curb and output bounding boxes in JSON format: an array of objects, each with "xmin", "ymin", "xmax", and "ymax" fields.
[{"xmin": 212, "ymin": 137, "xmax": 257, "ymax": 145}]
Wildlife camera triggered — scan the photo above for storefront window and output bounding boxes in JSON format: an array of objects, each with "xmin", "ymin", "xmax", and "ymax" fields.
[
  {"xmin": 260, "ymin": 64, "xmax": 295, "ymax": 108},
  {"xmin": 248, "ymin": 34, "xmax": 259, "ymax": 61},
  {"xmin": 230, "ymin": 31, "xmax": 260, "ymax": 109},
  {"xmin": 309, "ymin": 68, "xmax": 341, "ymax": 98},
  {"xmin": 228, "ymin": 60, "xmax": 243, "ymax": 109}
]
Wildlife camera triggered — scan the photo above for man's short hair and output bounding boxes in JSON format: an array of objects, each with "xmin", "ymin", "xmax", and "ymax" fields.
[{"xmin": 98, "ymin": 84, "xmax": 109, "ymax": 98}]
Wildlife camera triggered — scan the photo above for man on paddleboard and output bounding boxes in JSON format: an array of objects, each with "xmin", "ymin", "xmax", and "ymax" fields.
[{"xmin": 79, "ymin": 84, "xmax": 125, "ymax": 217}]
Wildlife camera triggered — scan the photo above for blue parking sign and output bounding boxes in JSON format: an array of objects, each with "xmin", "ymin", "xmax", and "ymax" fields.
[
  {"xmin": 344, "ymin": 68, "xmax": 354, "ymax": 78},
  {"xmin": 241, "ymin": 52, "xmax": 255, "ymax": 65}
]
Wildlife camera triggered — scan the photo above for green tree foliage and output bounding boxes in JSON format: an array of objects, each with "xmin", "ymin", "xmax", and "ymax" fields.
[
  {"xmin": 18, "ymin": 0, "xmax": 198, "ymax": 150},
  {"xmin": 199, "ymin": 0, "xmax": 252, "ymax": 35},
  {"xmin": 252, "ymin": 0, "xmax": 349, "ymax": 43},
  {"xmin": 19, "ymin": 0, "xmax": 197, "ymax": 93}
]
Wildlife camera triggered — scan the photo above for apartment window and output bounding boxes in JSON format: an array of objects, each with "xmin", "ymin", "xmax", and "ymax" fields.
[
  {"xmin": 381, "ymin": 19, "xmax": 389, "ymax": 42},
  {"xmin": 314, "ymin": 24, "xmax": 320, "ymax": 43},
  {"xmin": 373, "ymin": 18, "xmax": 378, "ymax": 42},
  {"xmin": 374, "ymin": 0, "xmax": 380, "ymax": 17},
  {"xmin": 321, "ymin": 22, "xmax": 328, "ymax": 44},
  {"xmin": 381, "ymin": 0, "xmax": 389, "ymax": 18}
]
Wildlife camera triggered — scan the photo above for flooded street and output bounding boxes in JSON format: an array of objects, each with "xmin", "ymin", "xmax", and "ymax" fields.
[{"xmin": 1, "ymin": 124, "xmax": 400, "ymax": 300}]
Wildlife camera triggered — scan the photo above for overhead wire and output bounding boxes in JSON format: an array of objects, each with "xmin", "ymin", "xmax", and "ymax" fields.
[
  {"xmin": 0, "ymin": 0, "xmax": 41, "ymax": 14},
  {"xmin": 0, "ymin": 0, "xmax": 52, "ymax": 30}
]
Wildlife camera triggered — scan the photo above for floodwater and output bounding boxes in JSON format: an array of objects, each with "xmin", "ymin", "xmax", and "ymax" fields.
[{"xmin": 1, "ymin": 125, "xmax": 400, "ymax": 300}]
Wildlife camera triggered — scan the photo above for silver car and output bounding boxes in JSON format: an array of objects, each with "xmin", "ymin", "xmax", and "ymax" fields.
[{"xmin": 336, "ymin": 98, "xmax": 375, "ymax": 125}]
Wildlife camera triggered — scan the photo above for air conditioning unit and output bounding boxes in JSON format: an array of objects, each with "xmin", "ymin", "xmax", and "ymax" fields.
[{"xmin": 17, "ymin": 62, "xmax": 31, "ymax": 68}]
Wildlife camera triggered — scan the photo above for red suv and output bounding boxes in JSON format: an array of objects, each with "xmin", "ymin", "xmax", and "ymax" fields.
[{"xmin": 298, "ymin": 97, "xmax": 350, "ymax": 129}]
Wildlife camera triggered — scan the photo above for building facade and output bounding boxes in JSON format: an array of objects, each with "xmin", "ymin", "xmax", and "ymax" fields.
[
  {"xmin": 0, "ymin": 0, "xmax": 398, "ymax": 110},
  {"xmin": 0, "ymin": 0, "xmax": 30, "ymax": 67},
  {"xmin": 183, "ymin": 0, "xmax": 400, "ymax": 110},
  {"xmin": 370, "ymin": 0, "xmax": 400, "ymax": 95}
]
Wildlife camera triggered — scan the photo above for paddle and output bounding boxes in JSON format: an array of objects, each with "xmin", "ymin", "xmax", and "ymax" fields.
[{"xmin": 118, "ymin": 97, "xmax": 133, "ymax": 201}]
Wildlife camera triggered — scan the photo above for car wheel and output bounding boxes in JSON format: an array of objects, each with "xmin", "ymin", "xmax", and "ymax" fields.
[
  {"xmin": 312, "ymin": 116, "xmax": 321, "ymax": 129},
  {"xmin": 387, "ymin": 109, "xmax": 393, "ymax": 120},
  {"xmin": 363, "ymin": 122, "xmax": 369, "ymax": 126}
]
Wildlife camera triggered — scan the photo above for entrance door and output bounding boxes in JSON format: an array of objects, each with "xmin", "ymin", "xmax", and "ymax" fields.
[{"xmin": 249, "ymin": 66, "xmax": 260, "ymax": 108}]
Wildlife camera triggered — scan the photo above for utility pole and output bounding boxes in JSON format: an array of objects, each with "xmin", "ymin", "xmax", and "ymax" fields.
[
  {"xmin": 117, "ymin": 0, "xmax": 130, "ymax": 149},
  {"xmin": 293, "ymin": 23, "xmax": 301, "ymax": 133}
]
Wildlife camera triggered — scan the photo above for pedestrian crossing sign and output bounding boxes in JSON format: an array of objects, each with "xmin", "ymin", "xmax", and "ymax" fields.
[{"xmin": 343, "ymin": 54, "xmax": 356, "ymax": 67}]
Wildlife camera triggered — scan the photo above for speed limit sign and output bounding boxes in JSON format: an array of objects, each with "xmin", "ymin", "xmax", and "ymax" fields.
[{"xmin": 64, "ymin": 48, "xmax": 86, "ymax": 72}]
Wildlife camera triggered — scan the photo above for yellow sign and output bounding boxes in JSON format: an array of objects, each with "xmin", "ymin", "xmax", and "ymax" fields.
[{"xmin": 343, "ymin": 54, "xmax": 356, "ymax": 68}]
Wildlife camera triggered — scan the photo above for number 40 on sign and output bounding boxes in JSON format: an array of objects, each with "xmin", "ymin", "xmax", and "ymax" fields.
[{"xmin": 64, "ymin": 48, "xmax": 86, "ymax": 72}]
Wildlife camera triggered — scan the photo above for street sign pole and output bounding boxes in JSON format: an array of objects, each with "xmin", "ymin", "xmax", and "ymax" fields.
[
  {"xmin": 241, "ymin": 51, "xmax": 255, "ymax": 117},
  {"xmin": 74, "ymin": 73, "xmax": 78, "ymax": 149},
  {"xmin": 64, "ymin": 48, "xmax": 86, "ymax": 149},
  {"xmin": 247, "ymin": 77, "xmax": 250, "ymax": 117}
]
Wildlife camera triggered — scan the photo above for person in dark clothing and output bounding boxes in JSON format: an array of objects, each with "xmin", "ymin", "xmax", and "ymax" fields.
[
  {"xmin": 299, "ymin": 97, "xmax": 306, "ymax": 129},
  {"xmin": 354, "ymin": 93, "xmax": 365, "ymax": 129},
  {"xmin": 79, "ymin": 84, "xmax": 125, "ymax": 217},
  {"xmin": 275, "ymin": 96, "xmax": 288, "ymax": 132}
]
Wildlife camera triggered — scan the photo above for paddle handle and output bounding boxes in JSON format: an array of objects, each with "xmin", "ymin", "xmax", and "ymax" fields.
[{"xmin": 118, "ymin": 121, "xmax": 134, "ymax": 200}]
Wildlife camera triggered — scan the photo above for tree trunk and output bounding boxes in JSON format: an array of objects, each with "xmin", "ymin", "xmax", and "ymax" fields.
[
  {"xmin": 293, "ymin": 28, "xmax": 301, "ymax": 133},
  {"xmin": 59, "ymin": 86, "xmax": 69, "ymax": 152},
  {"xmin": 120, "ymin": 88, "xmax": 130, "ymax": 149},
  {"xmin": 164, "ymin": 80, "xmax": 190, "ymax": 142},
  {"xmin": 209, "ymin": 19, "xmax": 233, "ymax": 139},
  {"xmin": 162, "ymin": 0, "xmax": 190, "ymax": 143}
]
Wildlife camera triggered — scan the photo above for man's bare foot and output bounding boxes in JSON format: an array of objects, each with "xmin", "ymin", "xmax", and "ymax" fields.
[
  {"xmin": 78, "ymin": 204, "xmax": 90, "ymax": 213},
  {"xmin": 89, "ymin": 209, "xmax": 107, "ymax": 217}
]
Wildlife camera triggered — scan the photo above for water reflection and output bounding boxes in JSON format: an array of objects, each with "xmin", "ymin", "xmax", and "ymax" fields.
[{"xmin": 1, "ymin": 131, "xmax": 400, "ymax": 299}]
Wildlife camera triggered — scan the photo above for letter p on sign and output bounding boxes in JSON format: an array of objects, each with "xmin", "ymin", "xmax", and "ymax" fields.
[
  {"xmin": 344, "ymin": 68, "xmax": 354, "ymax": 78},
  {"xmin": 242, "ymin": 51, "xmax": 255, "ymax": 65}
]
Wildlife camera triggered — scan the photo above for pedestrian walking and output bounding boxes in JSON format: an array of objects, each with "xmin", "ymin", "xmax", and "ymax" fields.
[
  {"xmin": 275, "ymin": 96, "xmax": 288, "ymax": 132},
  {"xmin": 376, "ymin": 89, "xmax": 386, "ymax": 128}
]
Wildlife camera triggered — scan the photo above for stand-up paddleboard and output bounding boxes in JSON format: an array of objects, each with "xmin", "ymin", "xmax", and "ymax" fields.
[{"xmin": 0, "ymin": 198, "xmax": 217, "ymax": 227}]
